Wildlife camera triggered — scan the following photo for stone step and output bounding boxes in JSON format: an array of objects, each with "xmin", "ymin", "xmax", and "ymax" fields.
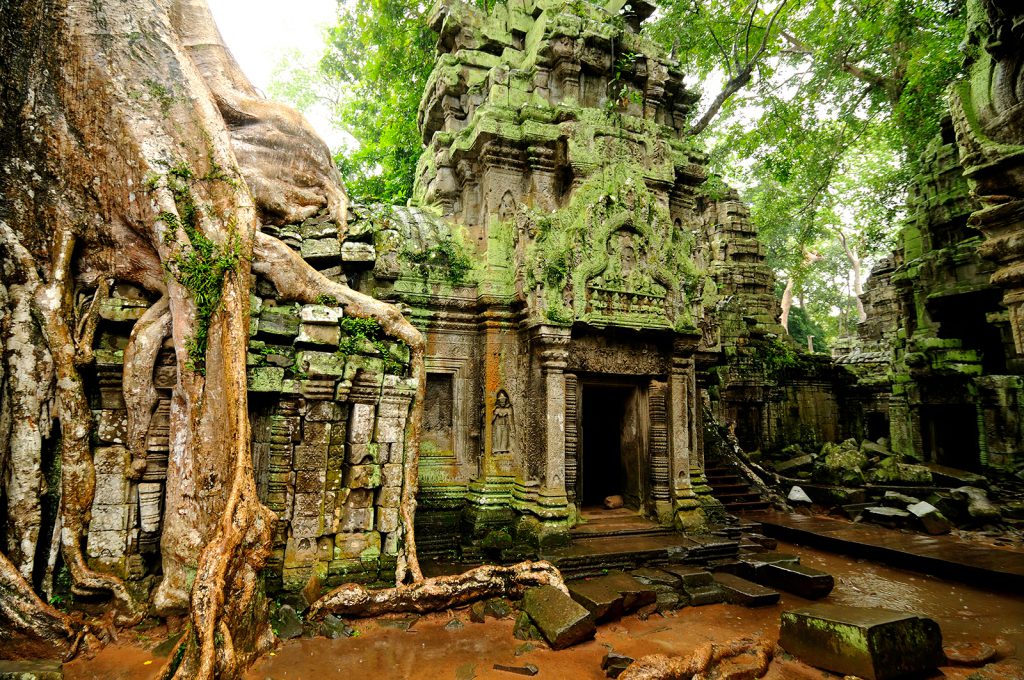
[
  {"xmin": 753, "ymin": 562, "xmax": 835, "ymax": 600},
  {"xmin": 594, "ymin": 571, "xmax": 658, "ymax": 612},
  {"xmin": 567, "ymin": 578, "xmax": 625, "ymax": 622},
  {"xmin": 685, "ymin": 584, "xmax": 727, "ymax": 606},
  {"xmin": 661, "ymin": 564, "xmax": 715, "ymax": 589},
  {"xmin": 713, "ymin": 573, "xmax": 781, "ymax": 607}
]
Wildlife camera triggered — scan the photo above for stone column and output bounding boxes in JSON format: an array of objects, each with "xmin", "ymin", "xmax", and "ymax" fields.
[
  {"xmin": 535, "ymin": 326, "xmax": 571, "ymax": 502},
  {"xmin": 513, "ymin": 325, "xmax": 571, "ymax": 548},
  {"xmin": 668, "ymin": 342, "xmax": 704, "ymax": 530}
]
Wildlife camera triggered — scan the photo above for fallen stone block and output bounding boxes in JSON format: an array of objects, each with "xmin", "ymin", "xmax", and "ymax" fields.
[
  {"xmin": 0, "ymin": 661, "xmax": 63, "ymax": 680},
  {"xmin": 952, "ymin": 486, "xmax": 1002, "ymax": 524},
  {"xmin": 512, "ymin": 611, "xmax": 543, "ymax": 641},
  {"xmin": 273, "ymin": 604, "xmax": 304, "ymax": 640},
  {"xmin": 863, "ymin": 506, "xmax": 910, "ymax": 527},
  {"xmin": 630, "ymin": 567, "xmax": 680, "ymax": 589},
  {"xmin": 728, "ymin": 551, "xmax": 799, "ymax": 580},
  {"xmin": 907, "ymin": 500, "xmax": 952, "ymax": 535},
  {"xmin": 602, "ymin": 650, "xmax": 633, "ymax": 678},
  {"xmin": 754, "ymin": 562, "xmax": 834, "ymax": 599},
  {"xmin": 788, "ymin": 485, "xmax": 813, "ymax": 504},
  {"xmin": 493, "ymin": 663, "xmax": 538, "ymax": 676},
  {"xmin": 591, "ymin": 572, "xmax": 657, "ymax": 613},
  {"xmin": 779, "ymin": 604, "xmax": 944, "ymax": 680},
  {"xmin": 568, "ymin": 578, "xmax": 625, "ymax": 622},
  {"xmin": 882, "ymin": 490, "xmax": 921, "ymax": 507},
  {"xmin": 775, "ymin": 454, "xmax": 814, "ymax": 474},
  {"xmin": 522, "ymin": 585, "xmax": 596, "ymax": 650},
  {"xmin": 713, "ymin": 573, "xmax": 780, "ymax": 606}
]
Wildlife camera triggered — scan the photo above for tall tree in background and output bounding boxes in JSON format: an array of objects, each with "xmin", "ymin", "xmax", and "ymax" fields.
[
  {"xmin": 320, "ymin": 0, "xmax": 437, "ymax": 204},
  {"xmin": 648, "ymin": 0, "xmax": 966, "ymax": 339}
]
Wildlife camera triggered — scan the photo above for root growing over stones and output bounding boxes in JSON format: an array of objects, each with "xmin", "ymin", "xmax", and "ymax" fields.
[
  {"xmin": 620, "ymin": 637, "xmax": 774, "ymax": 680},
  {"xmin": 307, "ymin": 561, "xmax": 567, "ymax": 620},
  {"xmin": 253, "ymin": 232, "xmax": 427, "ymax": 584}
]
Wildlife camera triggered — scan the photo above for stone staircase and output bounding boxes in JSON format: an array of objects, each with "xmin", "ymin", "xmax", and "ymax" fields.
[
  {"xmin": 705, "ymin": 462, "xmax": 771, "ymax": 512},
  {"xmin": 540, "ymin": 508, "xmax": 739, "ymax": 579}
]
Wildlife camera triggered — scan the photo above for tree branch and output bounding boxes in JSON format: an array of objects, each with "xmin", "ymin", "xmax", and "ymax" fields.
[{"xmin": 688, "ymin": 0, "xmax": 789, "ymax": 136}]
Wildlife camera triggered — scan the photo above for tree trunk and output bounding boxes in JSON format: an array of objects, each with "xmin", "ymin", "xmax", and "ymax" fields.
[
  {"xmin": 620, "ymin": 637, "xmax": 773, "ymax": 680},
  {"xmin": 779, "ymin": 277, "xmax": 795, "ymax": 333},
  {"xmin": 837, "ymin": 230, "xmax": 866, "ymax": 323},
  {"xmin": 308, "ymin": 561, "xmax": 566, "ymax": 620}
]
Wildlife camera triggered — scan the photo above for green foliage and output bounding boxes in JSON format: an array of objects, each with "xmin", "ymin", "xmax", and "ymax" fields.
[
  {"xmin": 158, "ymin": 162, "xmax": 243, "ymax": 374},
  {"xmin": 315, "ymin": 293, "xmax": 339, "ymax": 306},
  {"xmin": 271, "ymin": 0, "xmax": 496, "ymax": 204},
  {"xmin": 317, "ymin": 0, "xmax": 438, "ymax": 203},
  {"xmin": 337, "ymin": 316, "xmax": 407, "ymax": 374},
  {"xmin": 402, "ymin": 236, "xmax": 474, "ymax": 286},
  {"xmin": 757, "ymin": 338, "xmax": 804, "ymax": 380},
  {"xmin": 648, "ymin": 0, "xmax": 966, "ymax": 346},
  {"xmin": 787, "ymin": 305, "xmax": 831, "ymax": 354}
]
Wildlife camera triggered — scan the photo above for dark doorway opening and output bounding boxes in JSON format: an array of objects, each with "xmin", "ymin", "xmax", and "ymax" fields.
[
  {"xmin": 865, "ymin": 411, "xmax": 888, "ymax": 442},
  {"xmin": 580, "ymin": 385, "xmax": 640, "ymax": 508},
  {"xmin": 921, "ymin": 403, "xmax": 980, "ymax": 470}
]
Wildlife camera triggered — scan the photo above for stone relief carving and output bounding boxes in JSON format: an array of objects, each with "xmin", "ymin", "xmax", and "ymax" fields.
[{"xmin": 491, "ymin": 389, "xmax": 514, "ymax": 454}]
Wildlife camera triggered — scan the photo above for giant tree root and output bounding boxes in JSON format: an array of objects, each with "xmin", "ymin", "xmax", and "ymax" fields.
[
  {"xmin": 307, "ymin": 561, "xmax": 567, "ymax": 620},
  {"xmin": 620, "ymin": 637, "xmax": 774, "ymax": 680}
]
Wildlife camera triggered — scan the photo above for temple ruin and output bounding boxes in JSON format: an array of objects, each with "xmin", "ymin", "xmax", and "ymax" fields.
[{"xmin": 67, "ymin": 0, "xmax": 1024, "ymax": 603}]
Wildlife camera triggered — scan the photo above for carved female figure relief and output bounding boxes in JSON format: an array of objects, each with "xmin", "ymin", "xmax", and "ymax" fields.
[{"xmin": 492, "ymin": 389, "xmax": 515, "ymax": 455}]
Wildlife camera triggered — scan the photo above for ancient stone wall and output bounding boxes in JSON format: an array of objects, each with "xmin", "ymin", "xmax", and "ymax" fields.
[{"xmin": 83, "ymin": 212, "xmax": 417, "ymax": 595}]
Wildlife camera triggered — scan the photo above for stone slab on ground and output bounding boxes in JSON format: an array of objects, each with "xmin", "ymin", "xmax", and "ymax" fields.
[
  {"xmin": 754, "ymin": 562, "xmax": 835, "ymax": 599},
  {"xmin": 522, "ymin": 585, "xmax": 596, "ymax": 650},
  {"xmin": 590, "ymin": 571, "xmax": 657, "ymax": 613},
  {"xmin": 629, "ymin": 567, "xmax": 680, "ymax": 588},
  {"xmin": 0, "ymin": 661, "xmax": 62, "ymax": 680},
  {"xmin": 602, "ymin": 650, "xmax": 633, "ymax": 678},
  {"xmin": 567, "ymin": 578, "xmax": 625, "ymax": 622},
  {"xmin": 779, "ymin": 604, "xmax": 944, "ymax": 680},
  {"xmin": 713, "ymin": 572, "xmax": 780, "ymax": 606},
  {"xmin": 661, "ymin": 565, "xmax": 714, "ymax": 589}
]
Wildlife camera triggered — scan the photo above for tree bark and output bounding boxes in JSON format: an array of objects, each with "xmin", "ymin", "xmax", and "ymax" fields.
[
  {"xmin": 620, "ymin": 637, "xmax": 773, "ymax": 680},
  {"xmin": 0, "ymin": 0, "xmax": 422, "ymax": 674},
  {"xmin": 307, "ymin": 561, "xmax": 567, "ymax": 620},
  {"xmin": 837, "ymin": 230, "xmax": 866, "ymax": 323}
]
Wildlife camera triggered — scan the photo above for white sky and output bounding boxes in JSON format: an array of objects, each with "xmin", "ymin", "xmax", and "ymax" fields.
[{"xmin": 208, "ymin": 0, "xmax": 346, "ymax": 148}]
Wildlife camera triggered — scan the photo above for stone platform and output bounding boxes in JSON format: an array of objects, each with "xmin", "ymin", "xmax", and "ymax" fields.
[
  {"xmin": 743, "ymin": 510, "xmax": 1024, "ymax": 590},
  {"xmin": 541, "ymin": 509, "xmax": 738, "ymax": 578}
]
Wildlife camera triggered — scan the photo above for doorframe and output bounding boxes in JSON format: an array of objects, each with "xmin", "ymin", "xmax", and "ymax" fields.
[{"xmin": 573, "ymin": 375, "xmax": 650, "ymax": 511}]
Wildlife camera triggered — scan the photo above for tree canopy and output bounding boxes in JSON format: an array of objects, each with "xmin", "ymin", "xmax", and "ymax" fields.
[{"xmin": 271, "ymin": 0, "xmax": 968, "ymax": 346}]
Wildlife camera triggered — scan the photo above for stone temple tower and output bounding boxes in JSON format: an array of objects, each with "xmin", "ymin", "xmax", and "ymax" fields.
[{"xmin": 397, "ymin": 0, "xmax": 725, "ymax": 552}]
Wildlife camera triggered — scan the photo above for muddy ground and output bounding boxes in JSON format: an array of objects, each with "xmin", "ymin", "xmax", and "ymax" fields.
[{"xmin": 64, "ymin": 541, "xmax": 1024, "ymax": 679}]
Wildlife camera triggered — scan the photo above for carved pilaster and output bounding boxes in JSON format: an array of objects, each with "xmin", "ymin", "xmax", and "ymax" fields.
[
  {"xmin": 532, "ymin": 325, "xmax": 571, "ymax": 502},
  {"xmin": 648, "ymin": 380, "xmax": 670, "ymax": 502},
  {"xmin": 564, "ymin": 373, "xmax": 579, "ymax": 504}
]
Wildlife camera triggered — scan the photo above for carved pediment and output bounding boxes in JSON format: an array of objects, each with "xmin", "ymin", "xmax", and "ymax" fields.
[{"xmin": 578, "ymin": 223, "xmax": 673, "ymax": 329}]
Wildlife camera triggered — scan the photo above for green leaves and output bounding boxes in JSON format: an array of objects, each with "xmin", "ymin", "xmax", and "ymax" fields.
[{"xmin": 648, "ymin": 0, "xmax": 965, "ymax": 345}]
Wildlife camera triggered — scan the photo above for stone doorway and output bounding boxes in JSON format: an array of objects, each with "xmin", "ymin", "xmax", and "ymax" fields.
[
  {"xmin": 921, "ymin": 403, "xmax": 980, "ymax": 470},
  {"xmin": 579, "ymin": 383, "xmax": 645, "ymax": 509}
]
